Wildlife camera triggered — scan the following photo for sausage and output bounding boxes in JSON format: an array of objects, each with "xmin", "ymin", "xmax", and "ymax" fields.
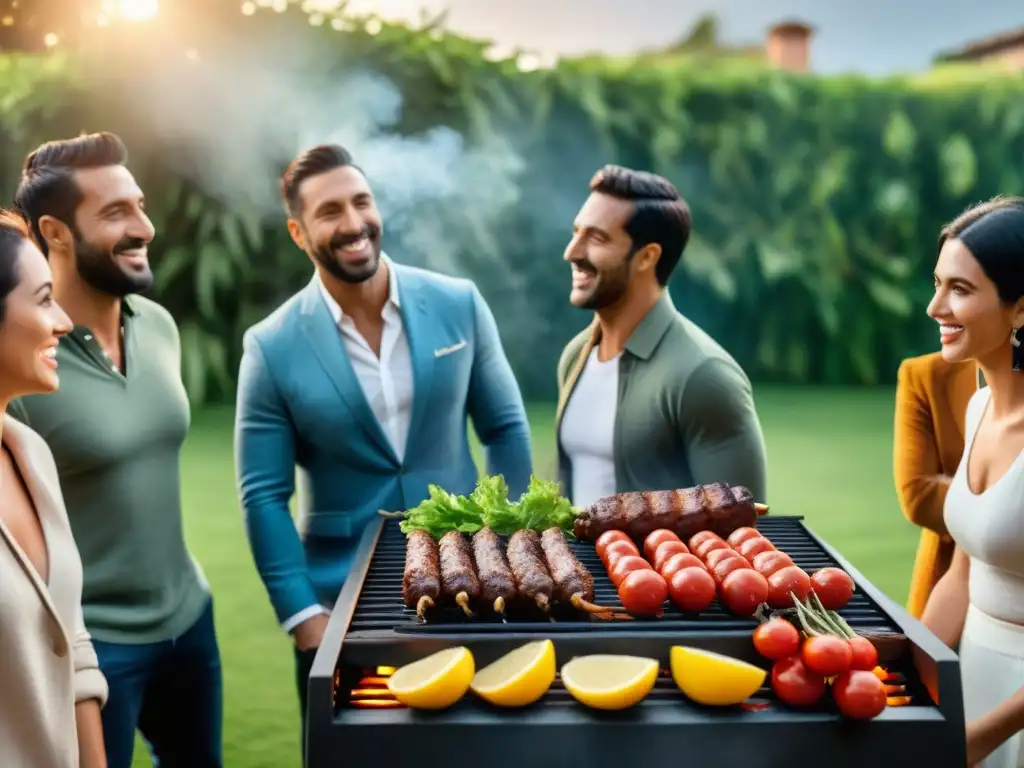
[
  {"xmin": 573, "ymin": 483, "xmax": 769, "ymax": 543},
  {"xmin": 439, "ymin": 531, "xmax": 480, "ymax": 617},
  {"xmin": 402, "ymin": 530, "xmax": 441, "ymax": 618},
  {"xmin": 507, "ymin": 529, "xmax": 554, "ymax": 612},
  {"xmin": 471, "ymin": 527, "xmax": 517, "ymax": 614},
  {"xmin": 539, "ymin": 527, "xmax": 610, "ymax": 615}
]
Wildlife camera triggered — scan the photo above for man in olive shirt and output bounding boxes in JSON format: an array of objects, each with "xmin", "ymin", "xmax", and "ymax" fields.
[
  {"xmin": 9, "ymin": 133, "xmax": 222, "ymax": 768},
  {"xmin": 556, "ymin": 165, "xmax": 768, "ymax": 506}
]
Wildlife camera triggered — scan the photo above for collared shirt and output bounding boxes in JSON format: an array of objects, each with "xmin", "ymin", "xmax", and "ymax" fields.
[
  {"xmin": 283, "ymin": 256, "xmax": 415, "ymax": 634},
  {"xmin": 556, "ymin": 292, "xmax": 768, "ymax": 505},
  {"xmin": 7, "ymin": 296, "xmax": 209, "ymax": 644}
]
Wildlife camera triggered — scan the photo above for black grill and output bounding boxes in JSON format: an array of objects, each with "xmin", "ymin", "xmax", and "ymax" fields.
[{"xmin": 307, "ymin": 515, "xmax": 968, "ymax": 768}]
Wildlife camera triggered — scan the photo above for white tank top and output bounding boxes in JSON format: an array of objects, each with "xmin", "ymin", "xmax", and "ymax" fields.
[{"xmin": 944, "ymin": 386, "xmax": 1024, "ymax": 624}]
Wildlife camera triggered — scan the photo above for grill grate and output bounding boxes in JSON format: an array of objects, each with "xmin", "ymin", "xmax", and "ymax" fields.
[{"xmin": 348, "ymin": 516, "xmax": 900, "ymax": 635}]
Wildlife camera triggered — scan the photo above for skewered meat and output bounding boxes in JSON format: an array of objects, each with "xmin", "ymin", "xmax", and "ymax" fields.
[
  {"xmin": 539, "ymin": 527, "xmax": 610, "ymax": 615},
  {"xmin": 471, "ymin": 527, "xmax": 517, "ymax": 614},
  {"xmin": 573, "ymin": 483, "xmax": 769, "ymax": 543},
  {"xmin": 402, "ymin": 530, "xmax": 441, "ymax": 618},
  {"xmin": 507, "ymin": 529, "xmax": 554, "ymax": 612},
  {"xmin": 439, "ymin": 531, "xmax": 480, "ymax": 617}
]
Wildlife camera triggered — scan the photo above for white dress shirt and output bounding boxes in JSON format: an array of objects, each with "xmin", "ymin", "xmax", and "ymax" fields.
[{"xmin": 282, "ymin": 257, "xmax": 415, "ymax": 634}]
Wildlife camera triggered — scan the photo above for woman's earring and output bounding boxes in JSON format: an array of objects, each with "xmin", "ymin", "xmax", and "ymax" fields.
[{"xmin": 1013, "ymin": 327, "xmax": 1023, "ymax": 372}]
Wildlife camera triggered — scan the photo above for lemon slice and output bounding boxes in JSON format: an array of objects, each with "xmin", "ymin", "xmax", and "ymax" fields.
[
  {"xmin": 560, "ymin": 654, "xmax": 659, "ymax": 710},
  {"xmin": 386, "ymin": 647, "xmax": 475, "ymax": 709},
  {"xmin": 670, "ymin": 646, "xmax": 766, "ymax": 706},
  {"xmin": 470, "ymin": 640, "xmax": 557, "ymax": 707}
]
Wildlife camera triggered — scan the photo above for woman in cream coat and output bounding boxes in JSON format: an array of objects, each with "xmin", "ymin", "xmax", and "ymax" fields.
[{"xmin": 0, "ymin": 210, "xmax": 108, "ymax": 767}]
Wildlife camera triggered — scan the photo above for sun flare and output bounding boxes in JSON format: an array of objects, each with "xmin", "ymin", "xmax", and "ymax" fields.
[{"xmin": 118, "ymin": 0, "xmax": 159, "ymax": 21}]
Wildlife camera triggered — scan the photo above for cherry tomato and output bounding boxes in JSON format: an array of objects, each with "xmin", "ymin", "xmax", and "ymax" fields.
[
  {"xmin": 643, "ymin": 529, "xmax": 682, "ymax": 561},
  {"xmin": 609, "ymin": 555, "xmax": 652, "ymax": 587},
  {"xmin": 738, "ymin": 536, "xmax": 775, "ymax": 561},
  {"xmin": 596, "ymin": 530, "xmax": 632, "ymax": 560},
  {"xmin": 695, "ymin": 537, "xmax": 730, "ymax": 560},
  {"xmin": 752, "ymin": 550, "xmax": 794, "ymax": 578},
  {"xmin": 727, "ymin": 527, "xmax": 762, "ymax": 548},
  {"xmin": 705, "ymin": 548, "xmax": 748, "ymax": 570},
  {"xmin": 810, "ymin": 568, "xmax": 855, "ymax": 611},
  {"xmin": 712, "ymin": 557, "xmax": 750, "ymax": 584},
  {"xmin": 766, "ymin": 566, "xmax": 812, "ymax": 608},
  {"xmin": 720, "ymin": 569, "xmax": 769, "ymax": 616},
  {"xmin": 653, "ymin": 541, "xmax": 690, "ymax": 572},
  {"xmin": 832, "ymin": 670, "xmax": 887, "ymax": 720},
  {"xmin": 618, "ymin": 569, "xmax": 668, "ymax": 616},
  {"xmin": 668, "ymin": 567, "xmax": 717, "ymax": 613},
  {"xmin": 847, "ymin": 636, "xmax": 879, "ymax": 671},
  {"xmin": 688, "ymin": 530, "xmax": 721, "ymax": 551},
  {"xmin": 660, "ymin": 553, "xmax": 706, "ymax": 582},
  {"xmin": 603, "ymin": 540, "xmax": 640, "ymax": 569},
  {"xmin": 771, "ymin": 656, "xmax": 827, "ymax": 707},
  {"xmin": 753, "ymin": 618, "xmax": 801, "ymax": 661},
  {"xmin": 801, "ymin": 635, "xmax": 852, "ymax": 677}
]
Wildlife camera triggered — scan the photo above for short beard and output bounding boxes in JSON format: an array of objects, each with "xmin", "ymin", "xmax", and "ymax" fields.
[
  {"xmin": 73, "ymin": 229, "xmax": 153, "ymax": 297},
  {"xmin": 308, "ymin": 224, "xmax": 382, "ymax": 285}
]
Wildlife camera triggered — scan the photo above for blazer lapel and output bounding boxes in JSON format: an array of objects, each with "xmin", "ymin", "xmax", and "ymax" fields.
[
  {"xmin": 397, "ymin": 268, "xmax": 437, "ymax": 459},
  {"xmin": 297, "ymin": 280, "xmax": 397, "ymax": 463},
  {"xmin": 0, "ymin": 418, "xmax": 69, "ymax": 647}
]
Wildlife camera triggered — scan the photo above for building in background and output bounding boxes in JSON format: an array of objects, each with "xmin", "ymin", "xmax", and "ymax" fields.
[{"xmin": 934, "ymin": 26, "xmax": 1024, "ymax": 70}]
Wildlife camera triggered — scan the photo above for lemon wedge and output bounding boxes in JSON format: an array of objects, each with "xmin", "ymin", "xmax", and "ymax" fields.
[
  {"xmin": 470, "ymin": 640, "xmax": 557, "ymax": 707},
  {"xmin": 386, "ymin": 647, "xmax": 475, "ymax": 709},
  {"xmin": 670, "ymin": 646, "xmax": 766, "ymax": 706},
  {"xmin": 560, "ymin": 654, "xmax": 659, "ymax": 710}
]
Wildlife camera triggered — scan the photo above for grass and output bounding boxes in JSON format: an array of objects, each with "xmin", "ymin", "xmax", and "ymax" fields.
[{"xmin": 133, "ymin": 385, "xmax": 912, "ymax": 767}]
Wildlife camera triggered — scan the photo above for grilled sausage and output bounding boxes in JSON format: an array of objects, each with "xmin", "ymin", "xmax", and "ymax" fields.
[
  {"xmin": 507, "ymin": 530, "xmax": 554, "ymax": 612},
  {"xmin": 439, "ymin": 531, "xmax": 480, "ymax": 617},
  {"xmin": 471, "ymin": 527, "xmax": 517, "ymax": 614},
  {"xmin": 539, "ymin": 527, "xmax": 610, "ymax": 615},
  {"xmin": 402, "ymin": 530, "xmax": 441, "ymax": 618},
  {"xmin": 573, "ymin": 483, "xmax": 769, "ymax": 543}
]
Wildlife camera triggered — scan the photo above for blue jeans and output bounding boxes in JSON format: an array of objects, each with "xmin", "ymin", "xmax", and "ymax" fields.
[{"xmin": 92, "ymin": 597, "xmax": 223, "ymax": 768}]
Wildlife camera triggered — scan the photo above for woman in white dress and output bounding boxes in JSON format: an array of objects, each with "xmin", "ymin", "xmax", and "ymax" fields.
[{"xmin": 921, "ymin": 195, "xmax": 1024, "ymax": 768}]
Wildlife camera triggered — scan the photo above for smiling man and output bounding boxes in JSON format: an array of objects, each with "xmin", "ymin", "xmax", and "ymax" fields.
[
  {"xmin": 9, "ymin": 133, "xmax": 223, "ymax": 768},
  {"xmin": 234, "ymin": 143, "xmax": 531, "ymax": 762},
  {"xmin": 556, "ymin": 164, "xmax": 768, "ymax": 507}
]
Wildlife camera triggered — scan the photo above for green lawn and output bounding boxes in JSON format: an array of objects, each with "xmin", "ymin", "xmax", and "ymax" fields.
[{"xmin": 134, "ymin": 385, "xmax": 912, "ymax": 767}]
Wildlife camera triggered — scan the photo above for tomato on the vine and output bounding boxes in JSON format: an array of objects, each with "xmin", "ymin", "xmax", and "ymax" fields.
[
  {"xmin": 810, "ymin": 568, "xmax": 855, "ymax": 610},
  {"xmin": 847, "ymin": 636, "xmax": 879, "ymax": 671},
  {"xmin": 771, "ymin": 656, "xmax": 827, "ymax": 707},
  {"xmin": 832, "ymin": 670, "xmax": 887, "ymax": 720},
  {"xmin": 801, "ymin": 635, "xmax": 852, "ymax": 677},
  {"xmin": 753, "ymin": 618, "xmax": 801, "ymax": 661}
]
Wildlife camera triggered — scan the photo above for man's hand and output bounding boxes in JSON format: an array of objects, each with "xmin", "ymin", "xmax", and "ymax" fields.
[{"xmin": 293, "ymin": 613, "xmax": 330, "ymax": 652}]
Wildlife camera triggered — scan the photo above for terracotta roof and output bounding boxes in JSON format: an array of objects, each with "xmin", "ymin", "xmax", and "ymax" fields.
[
  {"xmin": 768, "ymin": 19, "xmax": 815, "ymax": 36},
  {"xmin": 940, "ymin": 26, "xmax": 1024, "ymax": 61}
]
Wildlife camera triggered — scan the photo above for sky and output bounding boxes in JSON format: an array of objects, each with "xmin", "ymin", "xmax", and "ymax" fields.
[{"xmin": 347, "ymin": 0, "xmax": 1024, "ymax": 75}]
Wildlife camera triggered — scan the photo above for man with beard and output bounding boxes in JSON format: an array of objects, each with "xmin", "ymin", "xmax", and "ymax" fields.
[
  {"xmin": 556, "ymin": 165, "xmax": 767, "ymax": 508},
  {"xmin": 234, "ymin": 144, "xmax": 531, "ymax": 758},
  {"xmin": 9, "ymin": 133, "xmax": 222, "ymax": 768}
]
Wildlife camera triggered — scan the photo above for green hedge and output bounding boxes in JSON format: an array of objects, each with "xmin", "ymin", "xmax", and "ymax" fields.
[{"xmin": 2, "ymin": 8, "xmax": 1024, "ymax": 405}]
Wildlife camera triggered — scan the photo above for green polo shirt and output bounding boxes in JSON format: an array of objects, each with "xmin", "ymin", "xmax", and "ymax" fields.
[
  {"xmin": 8, "ymin": 296, "xmax": 209, "ymax": 644},
  {"xmin": 556, "ymin": 291, "xmax": 769, "ymax": 503}
]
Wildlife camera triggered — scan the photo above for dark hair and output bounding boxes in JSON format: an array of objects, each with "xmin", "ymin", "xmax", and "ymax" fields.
[
  {"xmin": 589, "ymin": 165, "xmax": 692, "ymax": 286},
  {"xmin": 14, "ymin": 132, "xmax": 129, "ymax": 256},
  {"xmin": 280, "ymin": 144, "xmax": 363, "ymax": 219},
  {"xmin": 941, "ymin": 195, "xmax": 1024, "ymax": 305},
  {"xmin": 0, "ymin": 209, "xmax": 33, "ymax": 322}
]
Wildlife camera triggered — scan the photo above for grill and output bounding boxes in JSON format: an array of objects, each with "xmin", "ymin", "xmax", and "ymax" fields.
[{"xmin": 307, "ymin": 515, "xmax": 967, "ymax": 767}]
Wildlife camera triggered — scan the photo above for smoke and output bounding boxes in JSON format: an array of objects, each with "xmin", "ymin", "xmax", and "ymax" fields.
[{"xmin": 99, "ymin": 19, "xmax": 525, "ymax": 277}]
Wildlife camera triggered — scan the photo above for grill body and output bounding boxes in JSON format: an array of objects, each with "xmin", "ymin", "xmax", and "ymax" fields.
[{"xmin": 307, "ymin": 516, "xmax": 966, "ymax": 767}]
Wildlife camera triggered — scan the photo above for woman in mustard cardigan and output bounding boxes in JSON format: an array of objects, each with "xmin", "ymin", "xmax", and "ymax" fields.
[{"xmin": 893, "ymin": 350, "xmax": 978, "ymax": 618}]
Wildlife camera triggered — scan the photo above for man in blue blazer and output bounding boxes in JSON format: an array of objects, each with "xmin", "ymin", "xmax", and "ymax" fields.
[{"xmin": 233, "ymin": 144, "xmax": 532, "ymax": 750}]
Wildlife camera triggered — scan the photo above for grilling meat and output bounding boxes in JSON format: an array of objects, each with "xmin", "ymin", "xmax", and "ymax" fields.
[
  {"xmin": 471, "ymin": 527, "xmax": 517, "ymax": 614},
  {"xmin": 439, "ymin": 531, "xmax": 481, "ymax": 617},
  {"xmin": 573, "ymin": 483, "xmax": 770, "ymax": 544},
  {"xmin": 539, "ymin": 527, "xmax": 610, "ymax": 615},
  {"xmin": 507, "ymin": 529, "xmax": 554, "ymax": 612},
  {"xmin": 402, "ymin": 530, "xmax": 441, "ymax": 618}
]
